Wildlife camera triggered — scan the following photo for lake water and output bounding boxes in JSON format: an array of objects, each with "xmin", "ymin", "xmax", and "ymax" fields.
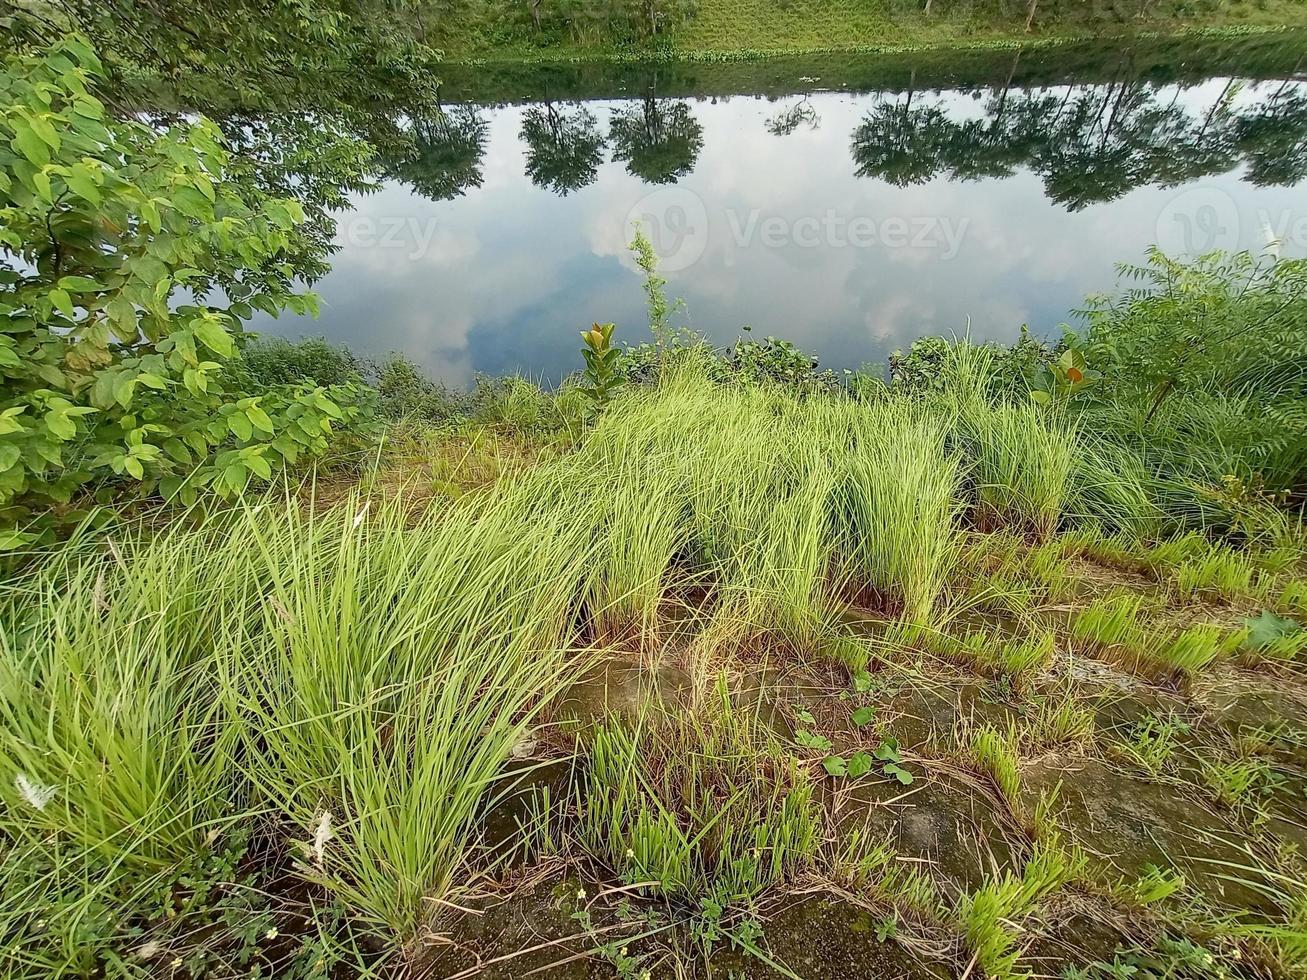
[{"xmin": 251, "ymin": 38, "xmax": 1307, "ymax": 386}]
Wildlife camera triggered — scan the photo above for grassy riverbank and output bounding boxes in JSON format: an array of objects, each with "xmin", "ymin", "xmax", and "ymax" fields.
[
  {"xmin": 6, "ymin": 339, "xmax": 1307, "ymax": 978},
  {"xmin": 5, "ymin": 245, "xmax": 1307, "ymax": 978}
]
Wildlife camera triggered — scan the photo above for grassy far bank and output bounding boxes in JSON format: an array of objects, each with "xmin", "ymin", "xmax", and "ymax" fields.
[
  {"xmin": 426, "ymin": 0, "xmax": 1307, "ymax": 64},
  {"xmin": 429, "ymin": 28, "xmax": 1307, "ymax": 104}
]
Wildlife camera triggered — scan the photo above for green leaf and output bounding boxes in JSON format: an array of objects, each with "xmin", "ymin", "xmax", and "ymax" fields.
[
  {"xmin": 193, "ymin": 318, "xmax": 233, "ymax": 356},
  {"xmin": 847, "ymin": 751, "xmax": 874, "ymax": 778},
  {"xmin": 795, "ymin": 729, "xmax": 832, "ymax": 752},
  {"xmin": 822, "ymin": 755, "xmax": 848, "ymax": 777},
  {"xmin": 45, "ymin": 410, "xmax": 75, "ymax": 441},
  {"xmin": 223, "ymin": 461, "xmax": 250, "ymax": 494},
  {"xmin": 872, "ymin": 738, "xmax": 901, "ymax": 763},
  {"xmin": 884, "ymin": 763, "xmax": 914, "ymax": 786},
  {"xmin": 57, "ymin": 275, "xmax": 103, "ymax": 293},
  {"xmin": 49, "ymin": 288, "xmax": 74, "ymax": 319},
  {"xmin": 66, "ymin": 170, "xmax": 101, "ymax": 203},
  {"xmin": 123, "ymin": 455, "xmax": 144, "ymax": 479},
  {"xmin": 794, "ymin": 707, "xmax": 816, "ymax": 726},
  {"xmin": 246, "ymin": 406, "xmax": 274, "ymax": 433},
  {"xmin": 0, "ymin": 529, "xmax": 38, "ymax": 551},
  {"xmin": 247, "ymin": 454, "xmax": 272, "ymax": 480},
  {"xmin": 11, "ymin": 118, "xmax": 49, "ymax": 166},
  {"xmin": 851, "ymin": 706, "xmax": 876, "ymax": 727},
  {"xmin": 228, "ymin": 412, "xmax": 253, "ymax": 441},
  {"xmin": 0, "ymin": 443, "xmax": 20, "ymax": 471},
  {"xmin": 27, "ymin": 112, "xmax": 60, "ymax": 150},
  {"xmin": 1244, "ymin": 609, "xmax": 1300, "ymax": 650}
]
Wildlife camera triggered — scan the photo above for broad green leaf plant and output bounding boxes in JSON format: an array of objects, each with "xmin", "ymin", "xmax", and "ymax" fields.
[{"xmin": 0, "ymin": 38, "xmax": 375, "ymax": 546}]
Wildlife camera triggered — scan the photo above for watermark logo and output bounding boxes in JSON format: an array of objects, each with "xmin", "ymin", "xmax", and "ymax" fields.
[
  {"xmin": 1155, "ymin": 187, "xmax": 1242, "ymax": 256},
  {"xmin": 624, "ymin": 187, "xmax": 709, "ymax": 273},
  {"xmin": 1157, "ymin": 186, "xmax": 1307, "ymax": 258}
]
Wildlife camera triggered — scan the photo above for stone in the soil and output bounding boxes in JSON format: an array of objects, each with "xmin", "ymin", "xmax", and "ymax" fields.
[
  {"xmin": 553, "ymin": 660, "xmax": 693, "ymax": 722},
  {"xmin": 426, "ymin": 879, "xmax": 612, "ymax": 979},
  {"xmin": 1193, "ymin": 673, "xmax": 1307, "ymax": 764},
  {"xmin": 883, "ymin": 680, "xmax": 1015, "ymax": 753},
  {"xmin": 1021, "ymin": 906, "xmax": 1131, "ymax": 979},
  {"xmin": 835, "ymin": 771, "xmax": 1020, "ymax": 897},
  {"xmin": 1021, "ymin": 756, "xmax": 1281, "ymax": 913},
  {"xmin": 710, "ymin": 897, "xmax": 949, "ymax": 979}
]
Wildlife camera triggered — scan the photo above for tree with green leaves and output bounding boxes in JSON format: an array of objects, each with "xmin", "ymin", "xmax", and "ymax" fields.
[
  {"xmin": 10, "ymin": 0, "xmax": 434, "ymax": 104},
  {"xmin": 0, "ymin": 38, "xmax": 375, "ymax": 545}
]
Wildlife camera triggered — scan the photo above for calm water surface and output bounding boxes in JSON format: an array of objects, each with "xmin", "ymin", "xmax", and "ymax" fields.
[{"xmin": 253, "ymin": 47, "xmax": 1307, "ymax": 385}]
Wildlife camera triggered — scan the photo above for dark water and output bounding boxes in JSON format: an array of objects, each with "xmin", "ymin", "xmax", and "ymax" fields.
[{"xmin": 251, "ymin": 38, "xmax": 1307, "ymax": 387}]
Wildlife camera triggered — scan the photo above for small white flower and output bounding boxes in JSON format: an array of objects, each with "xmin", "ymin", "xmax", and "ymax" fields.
[
  {"xmin": 15, "ymin": 773, "xmax": 55, "ymax": 811},
  {"xmin": 575, "ymin": 887, "xmax": 586, "ymax": 900},
  {"xmin": 624, "ymin": 848, "xmax": 635, "ymax": 859},
  {"xmin": 311, "ymin": 810, "xmax": 333, "ymax": 869},
  {"xmin": 265, "ymin": 928, "xmax": 278, "ymax": 940}
]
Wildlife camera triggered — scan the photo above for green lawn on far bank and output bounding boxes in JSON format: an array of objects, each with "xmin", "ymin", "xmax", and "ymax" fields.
[{"xmin": 426, "ymin": 0, "xmax": 1307, "ymax": 63}]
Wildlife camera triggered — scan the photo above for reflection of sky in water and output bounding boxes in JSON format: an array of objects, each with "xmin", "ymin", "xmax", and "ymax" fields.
[{"xmin": 252, "ymin": 78, "xmax": 1306, "ymax": 387}]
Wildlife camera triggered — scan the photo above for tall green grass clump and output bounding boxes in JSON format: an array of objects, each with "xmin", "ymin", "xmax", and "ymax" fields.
[
  {"xmin": 232, "ymin": 483, "xmax": 603, "ymax": 944},
  {"xmin": 836, "ymin": 400, "xmax": 961, "ymax": 623},
  {"xmin": 0, "ymin": 518, "xmax": 272, "ymax": 870},
  {"xmin": 969, "ymin": 723, "xmax": 1023, "ymax": 808},
  {"xmin": 1071, "ymin": 592, "xmax": 1235, "ymax": 680},
  {"xmin": 956, "ymin": 842, "xmax": 1086, "ymax": 980},
  {"xmin": 575, "ymin": 682, "xmax": 819, "ymax": 910},
  {"xmin": 583, "ymin": 374, "xmax": 845, "ymax": 650},
  {"xmin": 1066, "ymin": 436, "xmax": 1161, "ymax": 538},
  {"xmin": 1, "ymin": 484, "xmax": 608, "ymax": 958},
  {"xmin": 940, "ymin": 343, "xmax": 1077, "ymax": 540}
]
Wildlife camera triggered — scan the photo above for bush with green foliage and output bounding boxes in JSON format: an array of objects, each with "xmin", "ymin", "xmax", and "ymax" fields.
[
  {"xmin": 0, "ymin": 39, "xmax": 376, "ymax": 545},
  {"xmin": 890, "ymin": 327, "xmax": 1051, "ymax": 400},
  {"xmin": 230, "ymin": 336, "xmax": 365, "ymax": 390},
  {"xmin": 1080, "ymin": 249, "xmax": 1307, "ymax": 494}
]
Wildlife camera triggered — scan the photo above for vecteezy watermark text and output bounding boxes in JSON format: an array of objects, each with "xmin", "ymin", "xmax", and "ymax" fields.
[
  {"xmin": 725, "ymin": 209, "xmax": 970, "ymax": 260},
  {"xmin": 625, "ymin": 187, "xmax": 972, "ymax": 272},
  {"xmin": 338, "ymin": 215, "xmax": 440, "ymax": 260}
]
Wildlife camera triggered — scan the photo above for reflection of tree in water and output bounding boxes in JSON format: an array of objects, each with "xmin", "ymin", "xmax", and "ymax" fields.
[
  {"xmin": 851, "ymin": 94, "xmax": 954, "ymax": 186},
  {"xmin": 609, "ymin": 93, "xmax": 703, "ymax": 185},
  {"xmin": 846, "ymin": 73, "xmax": 1307, "ymax": 210},
  {"xmin": 390, "ymin": 105, "xmax": 488, "ymax": 201},
  {"xmin": 1236, "ymin": 88, "xmax": 1307, "ymax": 187},
  {"xmin": 520, "ymin": 100, "xmax": 606, "ymax": 195},
  {"xmin": 765, "ymin": 97, "xmax": 820, "ymax": 136}
]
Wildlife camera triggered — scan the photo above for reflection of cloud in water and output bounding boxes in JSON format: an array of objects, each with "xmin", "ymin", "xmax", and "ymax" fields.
[{"xmin": 251, "ymin": 84, "xmax": 1306, "ymax": 387}]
